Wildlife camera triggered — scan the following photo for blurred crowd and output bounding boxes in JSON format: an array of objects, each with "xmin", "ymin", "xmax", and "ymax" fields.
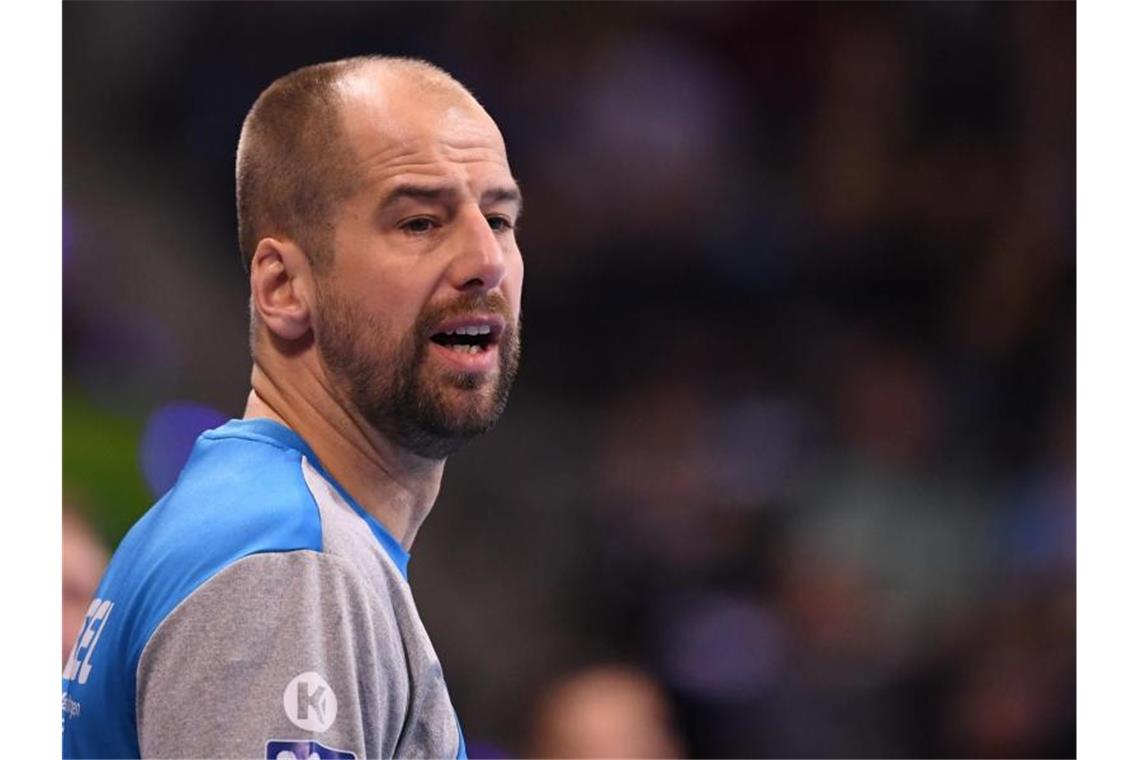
[{"xmin": 64, "ymin": 2, "xmax": 1074, "ymax": 757}]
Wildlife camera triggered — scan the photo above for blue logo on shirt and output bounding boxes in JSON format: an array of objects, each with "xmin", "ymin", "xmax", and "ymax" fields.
[{"xmin": 266, "ymin": 739, "xmax": 357, "ymax": 759}]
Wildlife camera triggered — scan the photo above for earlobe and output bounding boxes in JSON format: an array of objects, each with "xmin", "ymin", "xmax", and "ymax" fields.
[{"xmin": 249, "ymin": 237, "xmax": 313, "ymax": 341}]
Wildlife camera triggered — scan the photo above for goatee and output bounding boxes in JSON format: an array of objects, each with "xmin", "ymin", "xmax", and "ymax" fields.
[{"xmin": 316, "ymin": 285, "xmax": 521, "ymax": 460}]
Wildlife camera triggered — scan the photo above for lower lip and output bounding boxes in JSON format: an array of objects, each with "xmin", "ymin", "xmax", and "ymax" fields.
[{"xmin": 428, "ymin": 341, "xmax": 500, "ymax": 374}]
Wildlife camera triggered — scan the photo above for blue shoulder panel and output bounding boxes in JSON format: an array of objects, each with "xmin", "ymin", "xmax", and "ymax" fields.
[{"xmin": 245, "ymin": 419, "xmax": 411, "ymax": 578}]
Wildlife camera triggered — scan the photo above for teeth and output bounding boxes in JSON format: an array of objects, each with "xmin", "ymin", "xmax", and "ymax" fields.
[
  {"xmin": 447, "ymin": 344, "xmax": 483, "ymax": 354},
  {"xmin": 445, "ymin": 325, "xmax": 492, "ymax": 336}
]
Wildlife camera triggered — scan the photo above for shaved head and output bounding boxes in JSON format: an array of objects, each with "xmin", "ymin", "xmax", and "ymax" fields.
[{"xmin": 235, "ymin": 56, "xmax": 478, "ymax": 271}]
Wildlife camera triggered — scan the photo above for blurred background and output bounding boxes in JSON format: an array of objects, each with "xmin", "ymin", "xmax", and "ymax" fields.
[{"xmin": 63, "ymin": 2, "xmax": 1074, "ymax": 757}]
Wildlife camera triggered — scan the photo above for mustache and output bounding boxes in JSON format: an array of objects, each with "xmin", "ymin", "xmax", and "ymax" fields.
[{"xmin": 417, "ymin": 292, "xmax": 516, "ymax": 337}]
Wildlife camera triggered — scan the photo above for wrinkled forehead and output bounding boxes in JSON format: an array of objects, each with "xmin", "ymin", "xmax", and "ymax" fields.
[{"xmin": 334, "ymin": 68, "xmax": 509, "ymax": 170}]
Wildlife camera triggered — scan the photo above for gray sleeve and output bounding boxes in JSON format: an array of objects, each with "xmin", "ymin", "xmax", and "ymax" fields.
[{"xmin": 136, "ymin": 550, "xmax": 408, "ymax": 760}]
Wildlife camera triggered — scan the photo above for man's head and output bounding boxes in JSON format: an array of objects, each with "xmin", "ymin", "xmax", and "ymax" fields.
[{"xmin": 238, "ymin": 56, "xmax": 524, "ymax": 459}]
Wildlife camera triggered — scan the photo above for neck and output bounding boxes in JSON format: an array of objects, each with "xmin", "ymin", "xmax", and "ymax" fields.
[{"xmin": 243, "ymin": 360, "xmax": 445, "ymax": 550}]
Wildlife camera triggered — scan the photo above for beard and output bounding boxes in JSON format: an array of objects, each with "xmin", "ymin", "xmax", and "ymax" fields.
[{"xmin": 315, "ymin": 283, "xmax": 521, "ymax": 460}]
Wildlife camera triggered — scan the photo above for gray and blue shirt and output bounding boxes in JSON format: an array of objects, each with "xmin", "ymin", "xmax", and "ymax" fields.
[{"xmin": 62, "ymin": 418, "xmax": 466, "ymax": 759}]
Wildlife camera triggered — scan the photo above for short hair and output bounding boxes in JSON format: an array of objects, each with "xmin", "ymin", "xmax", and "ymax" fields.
[{"xmin": 235, "ymin": 55, "xmax": 471, "ymax": 272}]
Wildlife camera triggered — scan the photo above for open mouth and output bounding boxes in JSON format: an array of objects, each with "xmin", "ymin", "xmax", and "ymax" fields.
[{"xmin": 429, "ymin": 318, "xmax": 504, "ymax": 356}]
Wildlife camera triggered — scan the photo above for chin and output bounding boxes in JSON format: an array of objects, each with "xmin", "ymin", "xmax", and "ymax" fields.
[
  {"xmin": 441, "ymin": 368, "xmax": 494, "ymax": 392},
  {"xmin": 441, "ymin": 398, "xmax": 503, "ymax": 434}
]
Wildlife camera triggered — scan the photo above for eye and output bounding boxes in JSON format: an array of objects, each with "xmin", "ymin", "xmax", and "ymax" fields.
[
  {"xmin": 486, "ymin": 215, "xmax": 515, "ymax": 233},
  {"xmin": 401, "ymin": 217, "xmax": 438, "ymax": 235}
]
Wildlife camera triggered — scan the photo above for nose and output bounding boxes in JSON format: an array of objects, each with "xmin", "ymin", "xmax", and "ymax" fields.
[{"xmin": 447, "ymin": 207, "xmax": 507, "ymax": 293}]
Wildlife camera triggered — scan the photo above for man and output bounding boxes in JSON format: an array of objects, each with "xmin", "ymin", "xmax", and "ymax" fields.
[{"xmin": 62, "ymin": 56, "xmax": 524, "ymax": 760}]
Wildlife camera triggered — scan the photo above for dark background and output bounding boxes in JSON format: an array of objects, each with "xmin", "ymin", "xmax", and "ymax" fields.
[{"xmin": 63, "ymin": 2, "xmax": 1075, "ymax": 757}]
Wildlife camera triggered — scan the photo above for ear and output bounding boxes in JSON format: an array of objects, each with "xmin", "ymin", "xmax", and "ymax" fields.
[{"xmin": 249, "ymin": 237, "xmax": 315, "ymax": 341}]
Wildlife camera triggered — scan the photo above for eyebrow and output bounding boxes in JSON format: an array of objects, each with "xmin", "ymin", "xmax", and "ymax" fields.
[
  {"xmin": 380, "ymin": 184, "xmax": 458, "ymax": 211},
  {"xmin": 379, "ymin": 183, "xmax": 524, "ymax": 217},
  {"xmin": 481, "ymin": 186, "xmax": 523, "ymax": 217}
]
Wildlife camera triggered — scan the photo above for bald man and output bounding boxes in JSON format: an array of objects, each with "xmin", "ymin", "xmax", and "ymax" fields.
[{"xmin": 61, "ymin": 57, "xmax": 524, "ymax": 760}]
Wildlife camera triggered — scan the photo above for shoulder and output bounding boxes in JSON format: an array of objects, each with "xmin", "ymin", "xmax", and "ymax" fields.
[
  {"xmin": 140, "ymin": 549, "xmax": 399, "ymax": 669},
  {"xmin": 102, "ymin": 420, "xmax": 328, "ymax": 661}
]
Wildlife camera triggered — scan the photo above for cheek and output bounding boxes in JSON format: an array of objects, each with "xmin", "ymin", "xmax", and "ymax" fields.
[
  {"xmin": 339, "ymin": 263, "xmax": 427, "ymax": 330},
  {"xmin": 508, "ymin": 255, "xmax": 525, "ymax": 316}
]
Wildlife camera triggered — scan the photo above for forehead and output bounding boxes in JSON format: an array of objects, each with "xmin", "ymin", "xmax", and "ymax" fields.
[{"xmin": 336, "ymin": 70, "xmax": 512, "ymax": 189}]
